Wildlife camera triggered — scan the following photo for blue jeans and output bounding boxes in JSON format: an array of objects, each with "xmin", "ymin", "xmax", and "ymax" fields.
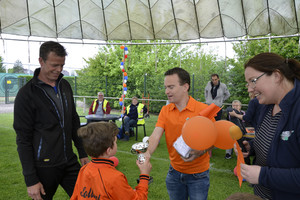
[
  {"xmin": 166, "ymin": 165, "xmax": 210, "ymax": 200},
  {"xmin": 123, "ymin": 117, "xmax": 137, "ymax": 132}
]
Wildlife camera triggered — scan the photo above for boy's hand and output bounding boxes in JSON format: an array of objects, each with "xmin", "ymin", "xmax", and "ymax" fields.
[{"xmin": 136, "ymin": 154, "xmax": 152, "ymax": 175}]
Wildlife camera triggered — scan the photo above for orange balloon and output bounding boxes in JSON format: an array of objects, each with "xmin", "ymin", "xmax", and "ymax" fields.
[
  {"xmin": 123, "ymin": 83, "xmax": 127, "ymax": 87},
  {"xmin": 214, "ymin": 120, "xmax": 236, "ymax": 149},
  {"xmin": 120, "ymin": 45, "xmax": 125, "ymax": 49},
  {"xmin": 182, "ymin": 116, "xmax": 217, "ymax": 150},
  {"xmin": 119, "ymin": 98, "xmax": 123, "ymax": 102},
  {"xmin": 229, "ymin": 125, "xmax": 243, "ymax": 140},
  {"xmin": 123, "ymin": 72, "xmax": 127, "ymax": 76}
]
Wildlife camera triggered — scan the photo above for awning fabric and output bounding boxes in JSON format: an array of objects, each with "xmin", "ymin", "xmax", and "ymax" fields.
[{"xmin": 0, "ymin": 0, "xmax": 299, "ymax": 41}]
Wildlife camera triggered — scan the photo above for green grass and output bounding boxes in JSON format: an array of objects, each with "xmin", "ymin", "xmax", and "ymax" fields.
[{"xmin": 0, "ymin": 110, "xmax": 253, "ymax": 200}]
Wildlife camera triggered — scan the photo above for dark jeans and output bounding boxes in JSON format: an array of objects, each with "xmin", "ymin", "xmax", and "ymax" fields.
[{"xmin": 35, "ymin": 156, "xmax": 81, "ymax": 200}]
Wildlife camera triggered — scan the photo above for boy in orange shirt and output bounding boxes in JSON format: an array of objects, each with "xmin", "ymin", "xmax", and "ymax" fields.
[{"xmin": 71, "ymin": 122, "xmax": 152, "ymax": 200}]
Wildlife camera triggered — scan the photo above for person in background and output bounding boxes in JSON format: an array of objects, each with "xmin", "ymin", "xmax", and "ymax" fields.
[
  {"xmin": 229, "ymin": 91, "xmax": 261, "ymax": 130},
  {"xmin": 225, "ymin": 100, "xmax": 250, "ymax": 164},
  {"xmin": 239, "ymin": 52, "xmax": 300, "ymax": 199},
  {"xmin": 88, "ymin": 91, "xmax": 111, "ymax": 115},
  {"xmin": 71, "ymin": 122, "xmax": 152, "ymax": 200},
  {"xmin": 120, "ymin": 96, "xmax": 147, "ymax": 141},
  {"xmin": 205, "ymin": 73, "xmax": 230, "ymax": 121},
  {"xmin": 13, "ymin": 41, "xmax": 89, "ymax": 200},
  {"xmin": 145, "ymin": 67, "xmax": 214, "ymax": 200}
]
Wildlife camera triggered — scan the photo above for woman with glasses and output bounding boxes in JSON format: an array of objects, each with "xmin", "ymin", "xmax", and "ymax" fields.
[{"xmin": 238, "ymin": 52, "xmax": 300, "ymax": 200}]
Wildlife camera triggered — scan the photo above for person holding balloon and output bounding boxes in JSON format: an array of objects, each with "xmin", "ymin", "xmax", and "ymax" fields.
[
  {"xmin": 238, "ymin": 52, "xmax": 300, "ymax": 200},
  {"xmin": 71, "ymin": 121, "xmax": 152, "ymax": 200},
  {"xmin": 145, "ymin": 67, "xmax": 214, "ymax": 200}
]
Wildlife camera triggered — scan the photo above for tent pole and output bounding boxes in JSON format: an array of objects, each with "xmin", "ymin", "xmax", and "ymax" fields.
[{"xmin": 269, "ymin": 34, "xmax": 271, "ymax": 52}]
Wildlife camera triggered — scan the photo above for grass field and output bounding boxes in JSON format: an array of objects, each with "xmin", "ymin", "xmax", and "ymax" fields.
[{"xmin": 0, "ymin": 108, "xmax": 254, "ymax": 200}]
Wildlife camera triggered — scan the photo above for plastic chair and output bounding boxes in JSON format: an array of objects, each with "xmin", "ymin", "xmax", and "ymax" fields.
[{"xmin": 131, "ymin": 117, "xmax": 146, "ymax": 141}]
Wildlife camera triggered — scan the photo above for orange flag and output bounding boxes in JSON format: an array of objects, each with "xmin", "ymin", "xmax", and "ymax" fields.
[
  {"xmin": 235, "ymin": 140, "xmax": 245, "ymax": 187},
  {"xmin": 199, "ymin": 103, "xmax": 222, "ymax": 120}
]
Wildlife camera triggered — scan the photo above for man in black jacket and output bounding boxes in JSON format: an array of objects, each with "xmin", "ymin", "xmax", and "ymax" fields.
[{"xmin": 13, "ymin": 41, "xmax": 89, "ymax": 200}]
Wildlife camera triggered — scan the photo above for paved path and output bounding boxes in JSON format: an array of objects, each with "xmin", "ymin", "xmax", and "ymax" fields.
[{"xmin": 0, "ymin": 103, "xmax": 14, "ymax": 113}]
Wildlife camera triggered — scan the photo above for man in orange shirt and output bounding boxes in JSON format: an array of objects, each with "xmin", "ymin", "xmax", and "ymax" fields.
[
  {"xmin": 145, "ymin": 67, "xmax": 213, "ymax": 200},
  {"xmin": 71, "ymin": 122, "xmax": 152, "ymax": 200}
]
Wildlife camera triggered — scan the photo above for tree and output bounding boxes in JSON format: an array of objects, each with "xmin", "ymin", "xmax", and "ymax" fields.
[
  {"xmin": 0, "ymin": 56, "xmax": 5, "ymax": 73},
  {"xmin": 8, "ymin": 60, "xmax": 25, "ymax": 73},
  {"xmin": 76, "ymin": 40, "xmax": 221, "ymax": 112},
  {"xmin": 228, "ymin": 36, "xmax": 300, "ymax": 105}
]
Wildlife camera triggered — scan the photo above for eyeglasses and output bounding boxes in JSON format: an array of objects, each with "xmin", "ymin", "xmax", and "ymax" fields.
[{"xmin": 245, "ymin": 72, "xmax": 266, "ymax": 89}]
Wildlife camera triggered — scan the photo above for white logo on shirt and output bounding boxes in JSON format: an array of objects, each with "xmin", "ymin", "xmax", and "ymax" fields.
[{"xmin": 280, "ymin": 130, "xmax": 294, "ymax": 141}]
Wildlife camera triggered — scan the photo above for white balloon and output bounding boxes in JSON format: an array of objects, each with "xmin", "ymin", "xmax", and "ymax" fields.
[{"xmin": 124, "ymin": 91, "xmax": 127, "ymax": 95}]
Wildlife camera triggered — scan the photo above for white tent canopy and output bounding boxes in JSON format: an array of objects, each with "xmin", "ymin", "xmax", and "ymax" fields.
[{"xmin": 0, "ymin": 0, "xmax": 299, "ymax": 42}]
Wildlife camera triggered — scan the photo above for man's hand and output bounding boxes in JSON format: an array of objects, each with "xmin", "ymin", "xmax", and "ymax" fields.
[
  {"xmin": 181, "ymin": 149, "xmax": 207, "ymax": 162},
  {"xmin": 240, "ymin": 164, "xmax": 261, "ymax": 184},
  {"xmin": 27, "ymin": 182, "xmax": 45, "ymax": 200},
  {"xmin": 80, "ymin": 157, "xmax": 90, "ymax": 166}
]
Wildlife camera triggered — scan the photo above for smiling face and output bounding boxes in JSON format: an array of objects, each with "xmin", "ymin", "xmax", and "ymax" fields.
[
  {"xmin": 98, "ymin": 93, "xmax": 104, "ymax": 101},
  {"xmin": 245, "ymin": 67, "xmax": 276, "ymax": 105},
  {"xmin": 38, "ymin": 51, "xmax": 65, "ymax": 86},
  {"xmin": 132, "ymin": 98, "xmax": 138, "ymax": 105},
  {"xmin": 164, "ymin": 74, "xmax": 188, "ymax": 104}
]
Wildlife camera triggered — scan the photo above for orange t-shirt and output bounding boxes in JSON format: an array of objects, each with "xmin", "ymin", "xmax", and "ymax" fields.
[
  {"xmin": 71, "ymin": 158, "xmax": 149, "ymax": 200},
  {"xmin": 156, "ymin": 96, "xmax": 213, "ymax": 174}
]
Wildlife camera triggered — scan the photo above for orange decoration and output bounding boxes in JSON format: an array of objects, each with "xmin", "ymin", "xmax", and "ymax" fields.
[
  {"xmin": 119, "ymin": 98, "xmax": 123, "ymax": 102},
  {"xmin": 235, "ymin": 141, "xmax": 245, "ymax": 187},
  {"xmin": 214, "ymin": 120, "xmax": 236, "ymax": 149},
  {"xmin": 123, "ymin": 83, "xmax": 127, "ymax": 87},
  {"xmin": 123, "ymin": 72, "xmax": 127, "ymax": 76},
  {"xmin": 182, "ymin": 116, "xmax": 217, "ymax": 150},
  {"xmin": 120, "ymin": 45, "xmax": 125, "ymax": 49},
  {"xmin": 199, "ymin": 103, "xmax": 222, "ymax": 120},
  {"xmin": 229, "ymin": 125, "xmax": 243, "ymax": 140}
]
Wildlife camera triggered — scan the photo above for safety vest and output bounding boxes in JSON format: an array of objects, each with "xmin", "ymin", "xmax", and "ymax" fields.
[
  {"xmin": 92, "ymin": 99, "xmax": 108, "ymax": 113},
  {"xmin": 127, "ymin": 103, "xmax": 145, "ymax": 125}
]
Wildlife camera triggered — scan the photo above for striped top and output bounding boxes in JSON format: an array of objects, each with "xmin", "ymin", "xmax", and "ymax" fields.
[{"xmin": 253, "ymin": 107, "xmax": 282, "ymax": 200}]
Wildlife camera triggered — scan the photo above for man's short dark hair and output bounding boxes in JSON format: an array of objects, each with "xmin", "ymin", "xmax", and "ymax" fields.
[
  {"xmin": 39, "ymin": 41, "xmax": 67, "ymax": 61},
  {"xmin": 211, "ymin": 73, "xmax": 219, "ymax": 78},
  {"xmin": 164, "ymin": 67, "xmax": 190, "ymax": 91}
]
